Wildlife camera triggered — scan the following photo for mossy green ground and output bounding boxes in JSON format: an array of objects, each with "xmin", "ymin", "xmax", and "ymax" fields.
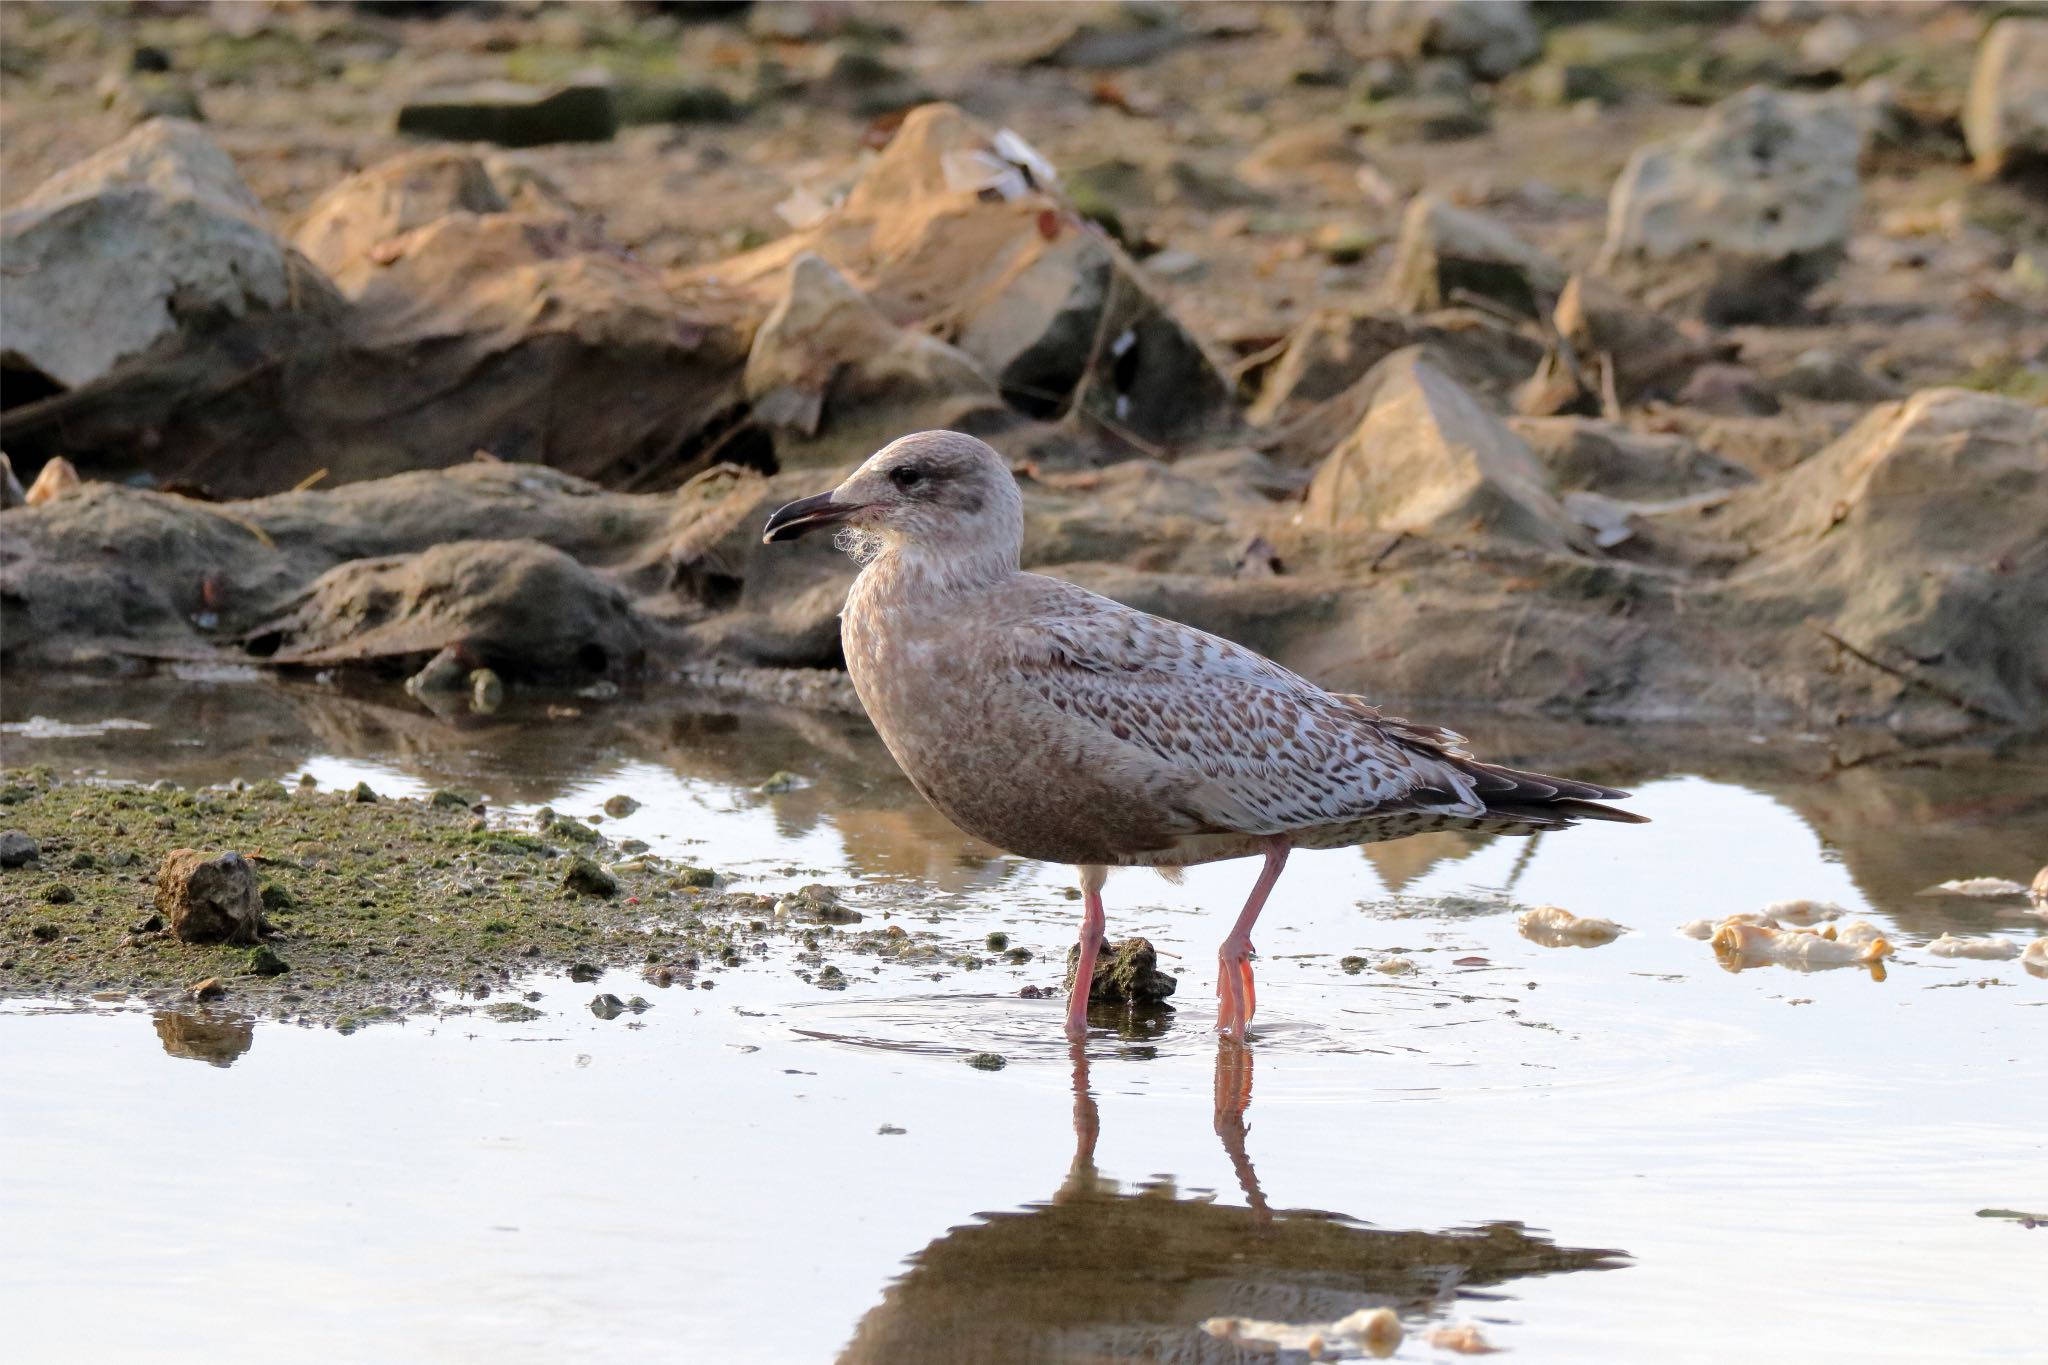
[{"xmin": 0, "ymin": 769, "xmax": 992, "ymax": 1029}]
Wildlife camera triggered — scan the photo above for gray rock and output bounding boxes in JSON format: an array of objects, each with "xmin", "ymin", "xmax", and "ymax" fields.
[
  {"xmin": 397, "ymin": 78, "xmax": 617, "ymax": 148},
  {"xmin": 562, "ymin": 856, "xmax": 619, "ymax": 898},
  {"xmin": 1774, "ymin": 348, "xmax": 1903, "ymax": 404},
  {"xmin": 0, "ymin": 453, "xmax": 24, "ymax": 510},
  {"xmin": 1964, "ymin": 18, "xmax": 2048, "ymax": 180},
  {"xmin": 155, "ymin": 849, "xmax": 264, "ymax": 946},
  {"xmin": 1301, "ymin": 349, "xmax": 1584, "ymax": 555},
  {"xmin": 0, "ymin": 118, "xmax": 298, "ymax": 391},
  {"xmin": 1677, "ymin": 364, "xmax": 1781, "ymax": 418},
  {"xmin": 0, "ymin": 830, "xmax": 40, "ymax": 867},
  {"xmin": 1252, "ymin": 308, "xmax": 1542, "ymax": 432},
  {"xmin": 1346, "ymin": 0, "xmax": 1542, "ymax": 82},
  {"xmin": 1385, "ymin": 195, "xmax": 1567, "ymax": 319},
  {"xmin": 1507, "ymin": 417, "xmax": 1754, "ymax": 501},
  {"xmin": 1597, "ymin": 87, "xmax": 1861, "ymax": 323}
]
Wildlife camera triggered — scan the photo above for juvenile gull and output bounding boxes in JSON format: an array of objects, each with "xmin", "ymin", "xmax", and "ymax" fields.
[{"xmin": 764, "ymin": 431, "xmax": 1646, "ymax": 1038}]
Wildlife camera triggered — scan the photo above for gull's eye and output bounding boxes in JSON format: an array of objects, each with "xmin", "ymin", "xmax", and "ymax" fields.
[{"xmin": 889, "ymin": 465, "xmax": 926, "ymax": 490}]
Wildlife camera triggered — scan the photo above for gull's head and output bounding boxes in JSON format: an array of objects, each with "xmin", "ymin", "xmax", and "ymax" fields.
[{"xmin": 761, "ymin": 430, "xmax": 1023, "ymax": 568}]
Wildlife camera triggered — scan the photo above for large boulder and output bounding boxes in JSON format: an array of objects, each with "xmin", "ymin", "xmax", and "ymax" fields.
[
  {"xmin": 673, "ymin": 104, "xmax": 1234, "ymax": 451},
  {"xmin": 1963, "ymin": 18, "xmax": 2048, "ymax": 180},
  {"xmin": 3, "ymin": 139, "xmax": 750, "ymax": 495},
  {"xmin": 1717, "ymin": 389, "xmax": 2048, "ymax": 727},
  {"xmin": 1596, "ymin": 87, "xmax": 1861, "ymax": 324},
  {"xmin": 1299, "ymin": 350, "xmax": 1584, "ymax": 555},
  {"xmin": 1385, "ymin": 195, "xmax": 1567, "ymax": 319},
  {"xmin": 250, "ymin": 538, "xmax": 647, "ymax": 680},
  {"xmin": 743, "ymin": 253, "xmax": 1005, "ymax": 466},
  {"xmin": 0, "ymin": 119, "xmax": 309, "ymax": 391}
]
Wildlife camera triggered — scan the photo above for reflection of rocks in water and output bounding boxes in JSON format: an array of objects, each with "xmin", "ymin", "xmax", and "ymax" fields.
[
  {"xmin": 7, "ymin": 675, "xmax": 2045, "ymax": 922},
  {"xmin": 153, "ymin": 1009, "xmax": 255, "ymax": 1067},
  {"xmin": 839, "ymin": 1043, "xmax": 1622, "ymax": 1364}
]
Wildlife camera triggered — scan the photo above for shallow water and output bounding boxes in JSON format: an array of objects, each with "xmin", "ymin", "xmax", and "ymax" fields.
[{"xmin": 3, "ymin": 677, "xmax": 2045, "ymax": 1363}]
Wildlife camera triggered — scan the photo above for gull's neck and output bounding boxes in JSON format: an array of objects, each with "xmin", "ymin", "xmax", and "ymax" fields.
[{"xmin": 856, "ymin": 536, "xmax": 1019, "ymax": 604}]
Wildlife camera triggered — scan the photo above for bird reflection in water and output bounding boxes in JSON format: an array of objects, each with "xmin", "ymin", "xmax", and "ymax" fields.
[{"xmin": 840, "ymin": 1039, "xmax": 1624, "ymax": 1363}]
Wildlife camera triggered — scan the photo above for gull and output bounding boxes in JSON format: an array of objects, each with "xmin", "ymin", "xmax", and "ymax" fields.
[{"xmin": 764, "ymin": 431, "xmax": 1646, "ymax": 1038}]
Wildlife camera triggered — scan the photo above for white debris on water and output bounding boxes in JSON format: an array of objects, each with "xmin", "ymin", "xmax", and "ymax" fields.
[
  {"xmin": 1711, "ymin": 917, "xmax": 1892, "ymax": 966},
  {"xmin": 1202, "ymin": 1305, "xmax": 1402, "ymax": 1359},
  {"xmin": 0, "ymin": 716, "xmax": 152, "ymax": 739},
  {"xmin": 1926, "ymin": 934, "xmax": 2022, "ymax": 960},
  {"xmin": 1517, "ymin": 904, "xmax": 1626, "ymax": 947},
  {"xmin": 1762, "ymin": 899, "xmax": 1846, "ymax": 924},
  {"xmin": 1920, "ymin": 877, "xmax": 2032, "ymax": 898}
]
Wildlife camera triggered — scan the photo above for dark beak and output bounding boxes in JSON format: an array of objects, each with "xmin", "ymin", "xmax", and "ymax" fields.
[{"xmin": 762, "ymin": 491, "xmax": 855, "ymax": 544}]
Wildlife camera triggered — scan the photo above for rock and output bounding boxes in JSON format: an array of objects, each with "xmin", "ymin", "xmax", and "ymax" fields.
[
  {"xmin": 100, "ymin": 69, "xmax": 206, "ymax": 125},
  {"xmin": 1964, "ymin": 19, "xmax": 2048, "ymax": 179},
  {"xmin": 41, "ymin": 883, "xmax": 75, "ymax": 904},
  {"xmin": 964, "ymin": 1052, "xmax": 1008, "ymax": 1071},
  {"xmin": 0, "ymin": 830, "xmax": 39, "ymax": 867},
  {"xmin": 1507, "ymin": 417, "xmax": 1754, "ymax": 501},
  {"xmin": 189, "ymin": 977, "xmax": 226, "ymax": 1002},
  {"xmin": 396, "ymin": 78, "xmax": 618, "ymax": 148},
  {"xmin": 0, "ymin": 118, "xmax": 301, "ymax": 392},
  {"xmin": 1029, "ymin": 15, "xmax": 1185, "ymax": 69},
  {"xmin": 404, "ymin": 643, "xmax": 472, "ymax": 697},
  {"xmin": 1773, "ymin": 348, "xmax": 1902, "ymax": 404},
  {"xmin": 349, "ymin": 782, "xmax": 379, "ymax": 803},
  {"xmin": 589, "ymin": 992, "xmax": 627, "ymax": 1019},
  {"xmin": 470, "ymin": 668, "xmax": 505, "ymax": 713},
  {"xmin": 743, "ymin": 252, "xmax": 1003, "ymax": 463},
  {"xmin": 562, "ymin": 856, "xmax": 619, "ymax": 898},
  {"xmin": 1676, "ymin": 364, "xmax": 1780, "ymax": 418},
  {"xmin": 155, "ymin": 849, "xmax": 264, "ymax": 946},
  {"xmin": 1717, "ymin": 389, "xmax": 2048, "ymax": 727},
  {"xmin": 248, "ymin": 539, "xmax": 645, "ymax": 681},
  {"xmin": 23, "ymin": 457, "xmax": 81, "ymax": 505},
  {"xmin": 1345, "ymin": 0, "xmax": 1542, "ymax": 82},
  {"xmin": 1063, "ymin": 935, "xmax": 1176, "ymax": 1004},
  {"xmin": 602, "ymin": 794, "xmax": 640, "ymax": 818},
  {"xmin": 247, "ymin": 945, "xmax": 289, "ymax": 976},
  {"xmin": 1386, "ymin": 195, "xmax": 1567, "ymax": 319},
  {"xmin": 1517, "ymin": 274, "xmax": 1724, "ymax": 416},
  {"xmin": 1, "ymin": 453, "xmax": 24, "ymax": 510},
  {"xmin": 1300, "ymin": 349, "xmax": 1584, "ymax": 555},
  {"xmin": 292, "ymin": 148, "xmax": 507, "ymax": 285},
  {"xmin": 7, "ymin": 137, "xmax": 747, "ymax": 496},
  {"xmin": 1597, "ymin": 87, "xmax": 1861, "ymax": 323},
  {"xmin": 1251, "ymin": 308, "xmax": 1543, "ymax": 431},
  {"xmin": 674, "ymin": 104, "xmax": 1232, "ymax": 449},
  {"xmin": 1525, "ymin": 60, "xmax": 1623, "ymax": 108}
]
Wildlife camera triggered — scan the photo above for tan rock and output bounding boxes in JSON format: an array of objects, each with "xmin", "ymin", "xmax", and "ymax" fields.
[
  {"xmin": 292, "ymin": 148, "xmax": 507, "ymax": 290},
  {"xmin": 1386, "ymin": 195, "xmax": 1566, "ymax": 319},
  {"xmin": 1964, "ymin": 18, "xmax": 2048, "ymax": 179},
  {"xmin": 1301, "ymin": 349, "xmax": 1583, "ymax": 554},
  {"xmin": 23, "ymin": 456, "xmax": 81, "ymax": 506},
  {"xmin": 156, "ymin": 849, "xmax": 263, "ymax": 946}
]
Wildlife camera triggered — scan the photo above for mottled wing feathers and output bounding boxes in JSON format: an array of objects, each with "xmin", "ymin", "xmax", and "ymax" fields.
[{"xmin": 1002, "ymin": 582, "xmax": 1489, "ymax": 837}]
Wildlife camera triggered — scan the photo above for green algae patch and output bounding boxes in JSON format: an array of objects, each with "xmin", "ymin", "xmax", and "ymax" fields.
[{"xmin": 0, "ymin": 770, "xmax": 740, "ymax": 1027}]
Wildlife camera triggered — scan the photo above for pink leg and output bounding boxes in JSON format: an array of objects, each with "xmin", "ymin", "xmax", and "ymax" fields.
[
  {"xmin": 1066, "ymin": 865, "xmax": 1108, "ymax": 1039},
  {"xmin": 1217, "ymin": 837, "xmax": 1290, "ymax": 1039}
]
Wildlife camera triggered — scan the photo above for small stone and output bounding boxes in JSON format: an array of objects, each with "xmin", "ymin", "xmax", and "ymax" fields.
[
  {"xmin": 589, "ymin": 992, "xmax": 627, "ymax": 1020},
  {"xmin": 1004, "ymin": 947, "xmax": 1033, "ymax": 965},
  {"xmin": 561, "ymin": 857, "xmax": 618, "ymax": 898},
  {"xmin": 965, "ymin": 1052, "xmax": 1008, "ymax": 1072},
  {"xmin": 877, "ymin": 1124, "xmax": 907, "ymax": 1135},
  {"xmin": 985, "ymin": 931, "xmax": 1010, "ymax": 951},
  {"xmin": 247, "ymin": 945, "xmax": 288, "ymax": 977},
  {"xmin": 470, "ymin": 669, "xmax": 504, "ymax": 714},
  {"xmin": 349, "ymin": 781, "xmax": 379, "ymax": 804},
  {"xmin": 757, "ymin": 771, "xmax": 802, "ymax": 794},
  {"xmin": 672, "ymin": 867, "xmax": 717, "ymax": 889},
  {"xmin": 404, "ymin": 645, "xmax": 469, "ymax": 697},
  {"xmin": 567, "ymin": 962, "xmax": 603, "ymax": 982},
  {"xmin": 189, "ymin": 977, "xmax": 225, "ymax": 1001},
  {"xmin": 0, "ymin": 830, "xmax": 40, "ymax": 867},
  {"xmin": 40, "ymin": 882, "xmax": 75, "ymax": 904},
  {"xmin": 1340, "ymin": 955, "xmax": 1368, "ymax": 974},
  {"xmin": 602, "ymin": 794, "xmax": 640, "ymax": 818},
  {"xmin": 30, "ymin": 923, "xmax": 59, "ymax": 942},
  {"xmin": 483, "ymin": 1001, "xmax": 545, "ymax": 1023},
  {"xmin": 258, "ymin": 881, "xmax": 295, "ymax": 911},
  {"xmin": 430, "ymin": 789, "xmax": 474, "ymax": 810},
  {"xmin": 68, "ymin": 850, "xmax": 97, "ymax": 870},
  {"xmin": 1064, "ymin": 936, "xmax": 1177, "ymax": 1004},
  {"xmin": 619, "ymin": 839, "xmax": 650, "ymax": 855}
]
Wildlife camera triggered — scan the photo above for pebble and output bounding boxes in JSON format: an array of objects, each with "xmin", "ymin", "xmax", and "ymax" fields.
[
  {"xmin": 0, "ymin": 830, "xmax": 40, "ymax": 867},
  {"xmin": 190, "ymin": 977, "xmax": 226, "ymax": 1001}
]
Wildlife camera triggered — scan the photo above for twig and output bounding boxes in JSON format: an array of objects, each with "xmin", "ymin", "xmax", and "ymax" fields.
[
  {"xmin": 1366, "ymin": 528, "xmax": 1409, "ymax": 572},
  {"xmin": 1446, "ymin": 287, "xmax": 1539, "ymax": 330},
  {"xmin": 1805, "ymin": 619, "xmax": 2012, "ymax": 724},
  {"xmin": 289, "ymin": 467, "xmax": 328, "ymax": 492},
  {"xmin": 1227, "ymin": 334, "xmax": 1293, "ymax": 382}
]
